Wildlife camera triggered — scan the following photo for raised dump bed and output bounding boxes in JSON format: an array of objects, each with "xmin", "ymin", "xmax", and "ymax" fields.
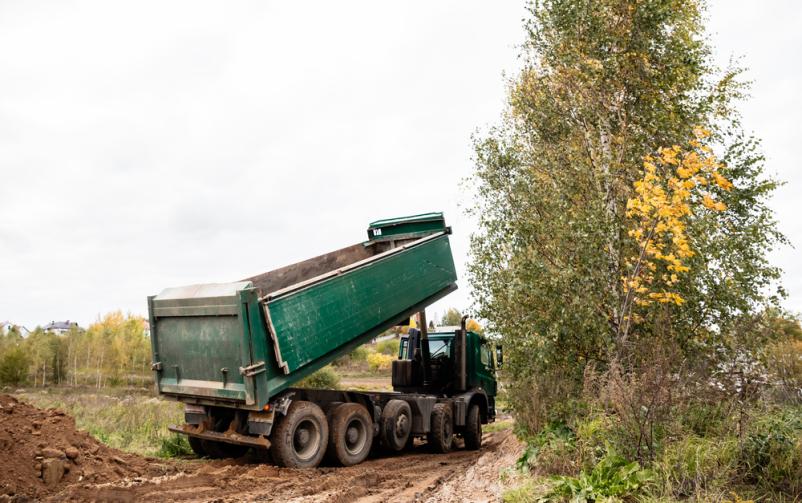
[{"xmin": 148, "ymin": 213, "xmax": 457, "ymax": 410}]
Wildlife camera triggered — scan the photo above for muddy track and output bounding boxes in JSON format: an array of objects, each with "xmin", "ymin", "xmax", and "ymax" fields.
[{"xmin": 52, "ymin": 431, "xmax": 519, "ymax": 503}]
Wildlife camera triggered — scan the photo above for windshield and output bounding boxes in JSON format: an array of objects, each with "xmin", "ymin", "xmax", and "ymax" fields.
[{"xmin": 428, "ymin": 339, "xmax": 451, "ymax": 358}]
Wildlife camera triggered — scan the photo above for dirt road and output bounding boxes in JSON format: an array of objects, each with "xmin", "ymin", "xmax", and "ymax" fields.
[
  {"xmin": 1, "ymin": 394, "xmax": 521, "ymax": 502},
  {"xmin": 55, "ymin": 431, "xmax": 519, "ymax": 502}
]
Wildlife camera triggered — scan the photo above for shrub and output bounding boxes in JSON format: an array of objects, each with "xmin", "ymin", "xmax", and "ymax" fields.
[
  {"xmin": 376, "ymin": 338, "xmax": 400, "ymax": 356},
  {"xmin": 738, "ymin": 408, "xmax": 802, "ymax": 495},
  {"xmin": 367, "ymin": 353, "xmax": 394, "ymax": 371},
  {"xmin": 349, "ymin": 346, "xmax": 370, "ymax": 362},
  {"xmin": 542, "ymin": 453, "xmax": 653, "ymax": 502},
  {"xmin": 516, "ymin": 422, "xmax": 576, "ymax": 475},
  {"xmin": 297, "ymin": 366, "xmax": 341, "ymax": 389},
  {"xmin": 655, "ymin": 436, "xmax": 738, "ymax": 499}
]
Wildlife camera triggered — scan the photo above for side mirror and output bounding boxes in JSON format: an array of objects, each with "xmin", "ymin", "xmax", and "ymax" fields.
[{"xmin": 495, "ymin": 345, "xmax": 503, "ymax": 368}]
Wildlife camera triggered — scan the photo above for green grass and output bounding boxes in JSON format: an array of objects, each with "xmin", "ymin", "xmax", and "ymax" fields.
[{"xmin": 16, "ymin": 387, "xmax": 187, "ymax": 458}]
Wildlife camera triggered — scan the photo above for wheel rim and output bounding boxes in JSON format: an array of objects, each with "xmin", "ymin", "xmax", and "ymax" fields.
[
  {"xmin": 394, "ymin": 412, "xmax": 409, "ymax": 442},
  {"xmin": 344, "ymin": 417, "xmax": 367, "ymax": 455},
  {"xmin": 293, "ymin": 418, "xmax": 321, "ymax": 461}
]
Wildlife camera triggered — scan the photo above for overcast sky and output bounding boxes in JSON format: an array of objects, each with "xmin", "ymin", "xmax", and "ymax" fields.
[{"xmin": 1, "ymin": 1, "xmax": 800, "ymax": 329}]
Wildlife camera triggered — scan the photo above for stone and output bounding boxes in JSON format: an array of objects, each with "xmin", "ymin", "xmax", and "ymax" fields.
[
  {"xmin": 41, "ymin": 459, "xmax": 65, "ymax": 486},
  {"xmin": 42, "ymin": 448, "xmax": 65, "ymax": 459},
  {"xmin": 65, "ymin": 447, "xmax": 80, "ymax": 460}
]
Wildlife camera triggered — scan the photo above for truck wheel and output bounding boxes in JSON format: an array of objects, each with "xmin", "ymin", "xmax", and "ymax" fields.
[
  {"xmin": 200, "ymin": 439, "xmax": 248, "ymax": 459},
  {"xmin": 328, "ymin": 403, "xmax": 373, "ymax": 466},
  {"xmin": 380, "ymin": 399, "xmax": 412, "ymax": 451},
  {"xmin": 271, "ymin": 401, "xmax": 329, "ymax": 468},
  {"xmin": 428, "ymin": 403, "xmax": 453, "ymax": 453},
  {"xmin": 188, "ymin": 436, "xmax": 206, "ymax": 457},
  {"xmin": 464, "ymin": 404, "xmax": 482, "ymax": 450}
]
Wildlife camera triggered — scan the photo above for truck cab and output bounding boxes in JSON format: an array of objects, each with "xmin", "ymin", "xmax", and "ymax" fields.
[{"xmin": 393, "ymin": 321, "xmax": 498, "ymax": 424}]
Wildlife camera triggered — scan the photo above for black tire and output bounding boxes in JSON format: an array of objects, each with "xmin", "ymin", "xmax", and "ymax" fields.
[
  {"xmin": 464, "ymin": 404, "xmax": 482, "ymax": 451},
  {"xmin": 328, "ymin": 403, "xmax": 373, "ymax": 466},
  {"xmin": 428, "ymin": 403, "xmax": 453, "ymax": 453},
  {"xmin": 380, "ymin": 400, "xmax": 412, "ymax": 451},
  {"xmin": 188, "ymin": 436, "xmax": 206, "ymax": 457},
  {"xmin": 270, "ymin": 401, "xmax": 329, "ymax": 468},
  {"xmin": 200, "ymin": 439, "xmax": 248, "ymax": 459}
]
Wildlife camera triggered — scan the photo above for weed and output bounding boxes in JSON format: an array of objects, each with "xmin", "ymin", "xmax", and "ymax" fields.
[
  {"xmin": 376, "ymin": 338, "xmax": 400, "ymax": 356},
  {"xmin": 542, "ymin": 453, "xmax": 653, "ymax": 502},
  {"xmin": 157, "ymin": 434, "xmax": 193, "ymax": 458}
]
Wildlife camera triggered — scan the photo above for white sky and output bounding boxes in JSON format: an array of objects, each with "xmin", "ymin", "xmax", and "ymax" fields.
[{"xmin": 1, "ymin": 1, "xmax": 799, "ymax": 329}]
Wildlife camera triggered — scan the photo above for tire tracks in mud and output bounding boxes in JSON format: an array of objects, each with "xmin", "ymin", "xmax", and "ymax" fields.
[{"xmin": 51, "ymin": 430, "xmax": 520, "ymax": 502}]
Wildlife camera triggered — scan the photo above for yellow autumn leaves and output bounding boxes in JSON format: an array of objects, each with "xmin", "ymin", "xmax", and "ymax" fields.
[{"xmin": 623, "ymin": 127, "xmax": 732, "ymax": 308}]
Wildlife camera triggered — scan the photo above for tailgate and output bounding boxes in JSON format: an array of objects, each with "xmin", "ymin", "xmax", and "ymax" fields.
[{"xmin": 149, "ymin": 282, "xmax": 267, "ymax": 406}]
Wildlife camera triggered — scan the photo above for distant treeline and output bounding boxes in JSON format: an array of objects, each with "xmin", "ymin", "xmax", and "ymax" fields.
[{"xmin": 0, "ymin": 312, "xmax": 151, "ymax": 388}]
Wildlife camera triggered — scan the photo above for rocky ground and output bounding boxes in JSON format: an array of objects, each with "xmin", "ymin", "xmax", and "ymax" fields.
[{"xmin": 0, "ymin": 394, "xmax": 522, "ymax": 502}]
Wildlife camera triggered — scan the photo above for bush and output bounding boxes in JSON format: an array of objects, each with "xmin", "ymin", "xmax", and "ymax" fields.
[
  {"xmin": 297, "ymin": 366, "xmax": 341, "ymax": 389},
  {"xmin": 349, "ymin": 346, "xmax": 370, "ymax": 362},
  {"xmin": 738, "ymin": 408, "xmax": 802, "ymax": 495},
  {"xmin": 367, "ymin": 353, "xmax": 394, "ymax": 371},
  {"xmin": 376, "ymin": 338, "xmax": 400, "ymax": 356}
]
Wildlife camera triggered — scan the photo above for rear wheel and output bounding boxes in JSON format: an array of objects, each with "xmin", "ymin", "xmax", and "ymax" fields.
[
  {"xmin": 380, "ymin": 400, "xmax": 412, "ymax": 451},
  {"xmin": 271, "ymin": 401, "xmax": 329, "ymax": 468},
  {"xmin": 188, "ymin": 436, "xmax": 206, "ymax": 457},
  {"xmin": 428, "ymin": 403, "xmax": 453, "ymax": 453},
  {"xmin": 200, "ymin": 440, "xmax": 248, "ymax": 459},
  {"xmin": 328, "ymin": 403, "xmax": 373, "ymax": 466},
  {"xmin": 463, "ymin": 404, "xmax": 482, "ymax": 450}
]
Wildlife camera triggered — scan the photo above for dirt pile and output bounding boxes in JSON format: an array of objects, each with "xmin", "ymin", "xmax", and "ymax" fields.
[{"xmin": 0, "ymin": 394, "xmax": 177, "ymax": 501}]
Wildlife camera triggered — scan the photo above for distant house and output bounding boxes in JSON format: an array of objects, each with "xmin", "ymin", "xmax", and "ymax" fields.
[{"xmin": 42, "ymin": 320, "xmax": 80, "ymax": 334}]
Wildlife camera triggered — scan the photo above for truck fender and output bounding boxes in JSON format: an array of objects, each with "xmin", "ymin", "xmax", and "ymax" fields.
[{"xmin": 453, "ymin": 391, "xmax": 488, "ymax": 427}]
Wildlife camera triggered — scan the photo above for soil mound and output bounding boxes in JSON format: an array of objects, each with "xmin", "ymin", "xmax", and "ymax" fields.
[{"xmin": 0, "ymin": 394, "xmax": 176, "ymax": 501}]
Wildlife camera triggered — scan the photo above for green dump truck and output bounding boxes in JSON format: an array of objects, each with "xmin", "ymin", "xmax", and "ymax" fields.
[{"xmin": 148, "ymin": 213, "xmax": 499, "ymax": 468}]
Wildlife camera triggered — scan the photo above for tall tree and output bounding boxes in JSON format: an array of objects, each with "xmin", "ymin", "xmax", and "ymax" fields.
[{"xmin": 469, "ymin": 0, "xmax": 784, "ymax": 430}]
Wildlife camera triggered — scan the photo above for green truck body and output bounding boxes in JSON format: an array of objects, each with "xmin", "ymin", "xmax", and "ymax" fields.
[
  {"xmin": 149, "ymin": 213, "xmax": 456, "ymax": 410},
  {"xmin": 148, "ymin": 213, "xmax": 499, "ymax": 468}
]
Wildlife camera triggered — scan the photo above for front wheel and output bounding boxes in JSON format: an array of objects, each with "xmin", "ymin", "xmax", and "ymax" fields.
[
  {"xmin": 270, "ymin": 401, "xmax": 329, "ymax": 468},
  {"xmin": 188, "ymin": 436, "xmax": 206, "ymax": 457},
  {"xmin": 463, "ymin": 404, "xmax": 482, "ymax": 450},
  {"xmin": 200, "ymin": 440, "xmax": 248, "ymax": 459},
  {"xmin": 428, "ymin": 403, "xmax": 453, "ymax": 453}
]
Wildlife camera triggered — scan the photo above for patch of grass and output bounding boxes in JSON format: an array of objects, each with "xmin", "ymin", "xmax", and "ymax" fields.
[
  {"xmin": 16, "ymin": 388, "xmax": 185, "ymax": 457},
  {"xmin": 157, "ymin": 433, "xmax": 193, "ymax": 458},
  {"xmin": 485, "ymin": 419, "xmax": 514, "ymax": 433}
]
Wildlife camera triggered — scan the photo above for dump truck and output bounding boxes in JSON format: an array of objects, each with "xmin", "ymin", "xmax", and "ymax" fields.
[{"xmin": 148, "ymin": 212, "xmax": 500, "ymax": 468}]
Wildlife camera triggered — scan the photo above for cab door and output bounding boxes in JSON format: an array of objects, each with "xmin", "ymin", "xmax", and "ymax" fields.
[{"xmin": 476, "ymin": 341, "xmax": 497, "ymax": 397}]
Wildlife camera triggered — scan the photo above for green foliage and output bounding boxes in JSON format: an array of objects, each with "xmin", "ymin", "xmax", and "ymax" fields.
[
  {"xmin": 469, "ymin": 0, "xmax": 784, "ymax": 445},
  {"xmin": 297, "ymin": 365, "xmax": 341, "ymax": 389},
  {"xmin": 543, "ymin": 453, "xmax": 653, "ymax": 502},
  {"xmin": 349, "ymin": 345, "xmax": 370, "ymax": 362},
  {"xmin": 157, "ymin": 434, "xmax": 193, "ymax": 458},
  {"xmin": 376, "ymin": 338, "xmax": 400, "ymax": 356},
  {"xmin": 654, "ymin": 436, "xmax": 738, "ymax": 499},
  {"xmin": 738, "ymin": 408, "xmax": 802, "ymax": 495},
  {"xmin": 0, "ymin": 345, "xmax": 30, "ymax": 385},
  {"xmin": 0, "ymin": 312, "xmax": 151, "ymax": 388},
  {"xmin": 441, "ymin": 308, "xmax": 463, "ymax": 326}
]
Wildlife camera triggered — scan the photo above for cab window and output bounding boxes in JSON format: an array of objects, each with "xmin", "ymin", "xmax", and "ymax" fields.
[{"xmin": 480, "ymin": 344, "xmax": 492, "ymax": 368}]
